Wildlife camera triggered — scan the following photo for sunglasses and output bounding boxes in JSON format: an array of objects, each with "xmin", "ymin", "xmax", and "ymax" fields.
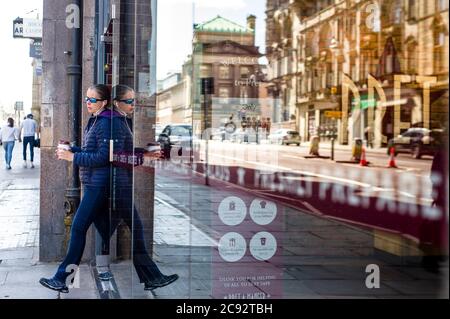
[
  {"xmin": 85, "ymin": 97, "xmax": 106, "ymax": 104},
  {"xmin": 118, "ymin": 99, "xmax": 135, "ymax": 105}
]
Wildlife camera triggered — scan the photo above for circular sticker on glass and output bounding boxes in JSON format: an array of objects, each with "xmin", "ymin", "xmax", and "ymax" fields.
[
  {"xmin": 249, "ymin": 232, "xmax": 277, "ymax": 261},
  {"xmin": 249, "ymin": 199, "xmax": 277, "ymax": 225},
  {"xmin": 218, "ymin": 232, "xmax": 246, "ymax": 262},
  {"xmin": 218, "ymin": 196, "xmax": 247, "ymax": 226}
]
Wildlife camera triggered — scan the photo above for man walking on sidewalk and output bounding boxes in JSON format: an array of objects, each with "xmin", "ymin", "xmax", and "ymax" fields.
[{"xmin": 19, "ymin": 114, "xmax": 39, "ymax": 168}]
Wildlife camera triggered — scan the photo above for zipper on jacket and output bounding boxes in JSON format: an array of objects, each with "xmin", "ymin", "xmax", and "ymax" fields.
[{"xmin": 109, "ymin": 139, "xmax": 114, "ymax": 162}]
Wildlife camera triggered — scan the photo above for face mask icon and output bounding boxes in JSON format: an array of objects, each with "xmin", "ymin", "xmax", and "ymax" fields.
[
  {"xmin": 229, "ymin": 202, "xmax": 236, "ymax": 211},
  {"xmin": 260, "ymin": 201, "xmax": 267, "ymax": 209}
]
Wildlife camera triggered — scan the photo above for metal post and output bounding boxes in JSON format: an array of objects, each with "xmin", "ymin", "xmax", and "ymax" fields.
[
  {"xmin": 64, "ymin": 0, "xmax": 82, "ymax": 247},
  {"xmin": 201, "ymin": 77, "xmax": 213, "ymax": 186},
  {"xmin": 94, "ymin": 0, "xmax": 109, "ymax": 264},
  {"xmin": 256, "ymin": 124, "xmax": 259, "ymax": 144},
  {"xmin": 204, "ymin": 93, "xmax": 209, "ymax": 186},
  {"xmin": 331, "ymin": 137, "xmax": 335, "ymax": 161}
]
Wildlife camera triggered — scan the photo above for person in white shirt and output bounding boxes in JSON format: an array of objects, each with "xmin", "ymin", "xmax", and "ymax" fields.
[
  {"xmin": 0, "ymin": 118, "xmax": 20, "ymax": 170},
  {"xmin": 20, "ymin": 113, "xmax": 39, "ymax": 168}
]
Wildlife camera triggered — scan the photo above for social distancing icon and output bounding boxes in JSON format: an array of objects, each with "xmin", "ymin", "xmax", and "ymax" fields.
[{"xmin": 218, "ymin": 196, "xmax": 247, "ymax": 226}]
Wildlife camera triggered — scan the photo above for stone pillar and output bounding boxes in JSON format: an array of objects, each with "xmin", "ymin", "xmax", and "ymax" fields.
[
  {"xmin": 40, "ymin": 0, "xmax": 96, "ymax": 262},
  {"xmin": 40, "ymin": 0, "xmax": 75, "ymax": 262},
  {"xmin": 80, "ymin": 0, "xmax": 97, "ymax": 262}
]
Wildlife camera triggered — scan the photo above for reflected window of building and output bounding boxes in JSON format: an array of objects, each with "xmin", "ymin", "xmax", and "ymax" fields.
[
  {"xmin": 297, "ymin": 77, "xmax": 303, "ymax": 96},
  {"xmin": 361, "ymin": 53, "xmax": 368, "ymax": 80},
  {"xmin": 349, "ymin": 14, "xmax": 357, "ymax": 41},
  {"xmin": 434, "ymin": 29, "xmax": 446, "ymax": 73},
  {"xmin": 307, "ymin": 70, "xmax": 312, "ymax": 92},
  {"xmin": 200, "ymin": 64, "xmax": 212, "ymax": 78},
  {"xmin": 219, "ymin": 65, "xmax": 230, "ymax": 79},
  {"xmin": 313, "ymin": 68, "xmax": 320, "ymax": 91},
  {"xmin": 283, "ymin": 15, "xmax": 292, "ymax": 41},
  {"xmin": 240, "ymin": 87, "xmax": 249, "ymax": 104},
  {"xmin": 350, "ymin": 56, "xmax": 358, "ymax": 80},
  {"xmin": 406, "ymin": 38, "xmax": 418, "ymax": 74},
  {"xmin": 219, "ymin": 87, "xmax": 231, "ymax": 104},
  {"xmin": 298, "ymin": 36, "xmax": 304, "ymax": 60},
  {"xmin": 240, "ymin": 66, "xmax": 251, "ymax": 79},
  {"xmin": 423, "ymin": 0, "xmax": 435, "ymax": 16},
  {"xmin": 386, "ymin": 53, "xmax": 393, "ymax": 74},
  {"xmin": 393, "ymin": 0, "xmax": 403, "ymax": 24},
  {"xmin": 283, "ymin": 88, "xmax": 290, "ymax": 116},
  {"xmin": 408, "ymin": 0, "xmax": 417, "ymax": 20},
  {"xmin": 438, "ymin": 0, "xmax": 448, "ymax": 11}
]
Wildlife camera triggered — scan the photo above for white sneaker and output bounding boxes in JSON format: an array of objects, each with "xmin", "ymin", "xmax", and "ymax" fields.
[
  {"xmin": 30, "ymin": 162, "xmax": 35, "ymax": 168},
  {"xmin": 23, "ymin": 161, "xmax": 27, "ymax": 168}
]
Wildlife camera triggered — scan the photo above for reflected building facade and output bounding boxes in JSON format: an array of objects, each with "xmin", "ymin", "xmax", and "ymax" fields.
[
  {"xmin": 156, "ymin": 15, "xmax": 266, "ymax": 133},
  {"xmin": 265, "ymin": 0, "xmax": 449, "ymax": 145}
]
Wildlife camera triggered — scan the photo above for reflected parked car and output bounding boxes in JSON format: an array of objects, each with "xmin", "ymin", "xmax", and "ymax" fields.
[
  {"xmin": 211, "ymin": 127, "xmax": 227, "ymax": 141},
  {"xmin": 158, "ymin": 124, "xmax": 192, "ymax": 159},
  {"xmin": 268, "ymin": 129, "xmax": 301, "ymax": 146},
  {"xmin": 230, "ymin": 128, "xmax": 257, "ymax": 143},
  {"xmin": 387, "ymin": 128, "xmax": 443, "ymax": 159}
]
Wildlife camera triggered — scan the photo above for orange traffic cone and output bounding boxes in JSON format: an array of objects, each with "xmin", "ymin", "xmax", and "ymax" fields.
[
  {"xmin": 388, "ymin": 147, "xmax": 397, "ymax": 168},
  {"xmin": 360, "ymin": 148, "xmax": 368, "ymax": 166}
]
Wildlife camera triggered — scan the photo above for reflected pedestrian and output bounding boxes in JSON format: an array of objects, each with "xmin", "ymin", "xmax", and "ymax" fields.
[
  {"xmin": 261, "ymin": 117, "xmax": 267, "ymax": 138},
  {"xmin": 0, "ymin": 118, "xmax": 20, "ymax": 170},
  {"xmin": 266, "ymin": 118, "xmax": 271, "ymax": 135},
  {"xmin": 241, "ymin": 117, "xmax": 249, "ymax": 143},
  {"xmin": 39, "ymin": 84, "xmax": 114, "ymax": 293},
  {"xmin": 224, "ymin": 114, "xmax": 236, "ymax": 140},
  {"xmin": 102, "ymin": 84, "xmax": 178, "ymax": 290},
  {"xmin": 20, "ymin": 113, "xmax": 39, "ymax": 168},
  {"xmin": 256, "ymin": 116, "xmax": 261, "ymax": 144},
  {"xmin": 364, "ymin": 126, "xmax": 373, "ymax": 148},
  {"xmin": 251, "ymin": 117, "xmax": 257, "ymax": 131}
]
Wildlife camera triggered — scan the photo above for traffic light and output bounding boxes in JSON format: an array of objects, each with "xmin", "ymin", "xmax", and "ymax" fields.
[{"xmin": 201, "ymin": 77, "xmax": 214, "ymax": 95}]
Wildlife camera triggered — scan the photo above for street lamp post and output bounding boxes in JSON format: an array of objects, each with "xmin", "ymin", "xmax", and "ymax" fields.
[
  {"xmin": 14, "ymin": 101, "xmax": 24, "ymax": 127},
  {"xmin": 331, "ymin": 137, "xmax": 335, "ymax": 161},
  {"xmin": 201, "ymin": 77, "xmax": 214, "ymax": 186},
  {"xmin": 256, "ymin": 119, "xmax": 259, "ymax": 145},
  {"xmin": 331, "ymin": 118, "xmax": 338, "ymax": 161}
]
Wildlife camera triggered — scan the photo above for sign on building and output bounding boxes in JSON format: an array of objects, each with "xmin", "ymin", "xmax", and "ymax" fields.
[
  {"xmin": 14, "ymin": 101, "xmax": 24, "ymax": 111},
  {"xmin": 13, "ymin": 17, "xmax": 42, "ymax": 39},
  {"xmin": 13, "ymin": 17, "xmax": 23, "ymax": 38},
  {"xmin": 324, "ymin": 111, "xmax": 342, "ymax": 118},
  {"xmin": 35, "ymin": 60, "xmax": 43, "ymax": 77},
  {"xmin": 29, "ymin": 40, "xmax": 42, "ymax": 59}
]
